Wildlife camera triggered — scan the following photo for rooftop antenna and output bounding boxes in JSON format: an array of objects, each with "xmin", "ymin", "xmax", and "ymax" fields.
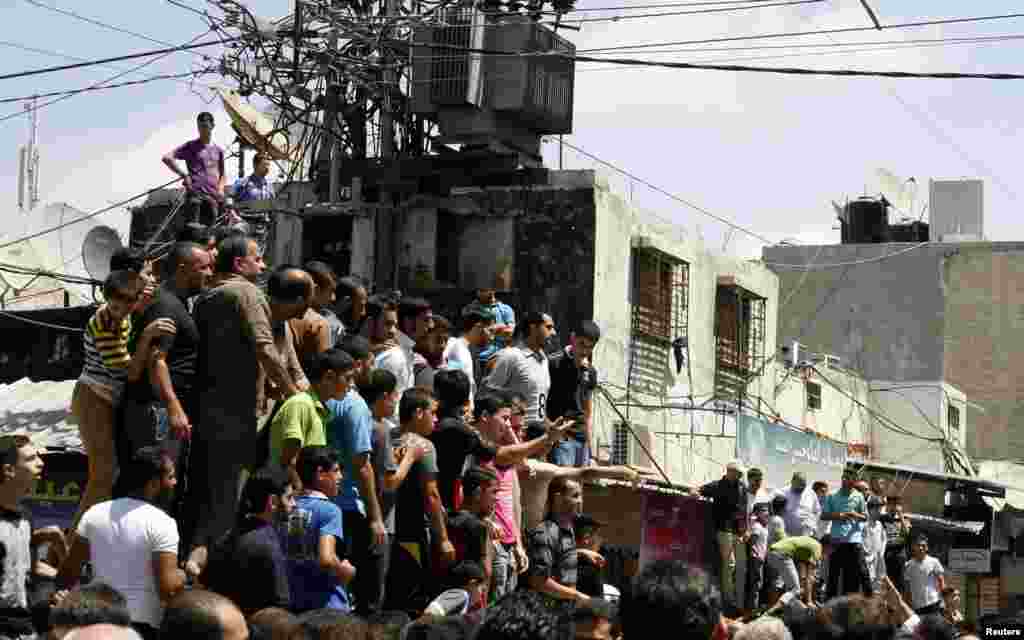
[{"xmin": 17, "ymin": 97, "xmax": 40, "ymax": 211}]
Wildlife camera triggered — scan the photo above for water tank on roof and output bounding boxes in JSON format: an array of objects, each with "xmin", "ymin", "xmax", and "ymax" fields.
[{"xmin": 841, "ymin": 197, "xmax": 889, "ymax": 244}]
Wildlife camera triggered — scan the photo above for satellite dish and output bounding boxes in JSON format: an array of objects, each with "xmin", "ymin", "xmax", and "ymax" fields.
[
  {"xmin": 217, "ymin": 87, "xmax": 293, "ymax": 161},
  {"xmin": 82, "ymin": 226, "xmax": 123, "ymax": 281},
  {"xmin": 875, "ymin": 169, "xmax": 917, "ymax": 217}
]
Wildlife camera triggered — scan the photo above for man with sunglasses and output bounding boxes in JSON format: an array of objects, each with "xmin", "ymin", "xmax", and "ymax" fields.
[{"xmin": 162, "ymin": 112, "xmax": 226, "ymax": 227}]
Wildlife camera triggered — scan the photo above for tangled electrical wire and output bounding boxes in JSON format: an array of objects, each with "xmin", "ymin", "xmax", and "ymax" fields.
[{"xmin": 204, "ymin": 0, "xmax": 585, "ymax": 198}]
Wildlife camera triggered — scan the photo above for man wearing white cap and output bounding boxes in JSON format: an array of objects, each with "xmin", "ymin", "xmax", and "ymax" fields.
[{"xmin": 686, "ymin": 460, "xmax": 749, "ymax": 611}]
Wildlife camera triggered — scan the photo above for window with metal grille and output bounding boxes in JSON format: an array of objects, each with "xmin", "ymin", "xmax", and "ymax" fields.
[
  {"xmin": 806, "ymin": 381, "xmax": 822, "ymax": 411},
  {"xmin": 628, "ymin": 248, "xmax": 688, "ymax": 395},
  {"xmin": 948, "ymin": 404, "xmax": 961, "ymax": 433},
  {"xmin": 713, "ymin": 283, "xmax": 767, "ymax": 402},
  {"xmin": 612, "ymin": 422, "xmax": 652, "ymax": 467}
]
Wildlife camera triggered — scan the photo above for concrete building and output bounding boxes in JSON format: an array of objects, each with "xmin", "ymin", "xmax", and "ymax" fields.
[
  {"xmin": 762, "ymin": 241, "xmax": 1023, "ymax": 482},
  {"xmin": 263, "ymin": 168, "xmax": 895, "ymax": 485},
  {"xmin": 771, "ymin": 363, "xmax": 870, "ymax": 450}
]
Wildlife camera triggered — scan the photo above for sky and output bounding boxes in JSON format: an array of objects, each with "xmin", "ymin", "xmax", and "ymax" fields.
[{"xmin": 0, "ymin": 0, "xmax": 1022, "ymax": 267}]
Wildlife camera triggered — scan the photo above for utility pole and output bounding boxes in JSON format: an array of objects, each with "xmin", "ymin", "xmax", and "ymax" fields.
[{"xmin": 17, "ymin": 97, "xmax": 40, "ymax": 211}]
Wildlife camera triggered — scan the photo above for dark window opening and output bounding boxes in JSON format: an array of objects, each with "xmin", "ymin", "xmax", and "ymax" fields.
[
  {"xmin": 303, "ymin": 216, "xmax": 354, "ymax": 280},
  {"xmin": 948, "ymin": 404, "xmax": 961, "ymax": 433},
  {"xmin": 806, "ymin": 381, "xmax": 822, "ymax": 411},
  {"xmin": 435, "ymin": 209, "xmax": 462, "ymax": 286}
]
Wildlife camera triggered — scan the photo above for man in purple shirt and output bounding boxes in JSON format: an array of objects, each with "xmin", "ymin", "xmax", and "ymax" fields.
[{"xmin": 162, "ymin": 111, "xmax": 226, "ymax": 226}]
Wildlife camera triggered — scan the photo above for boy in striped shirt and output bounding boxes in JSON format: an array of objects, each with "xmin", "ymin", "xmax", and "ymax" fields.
[{"xmin": 71, "ymin": 270, "xmax": 175, "ymax": 528}]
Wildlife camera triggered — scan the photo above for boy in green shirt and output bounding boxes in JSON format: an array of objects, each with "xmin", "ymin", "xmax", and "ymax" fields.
[
  {"xmin": 270, "ymin": 349, "xmax": 355, "ymax": 484},
  {"xmin": 767, "ymin": 536, "xmax": 822, "ymax": 606}
]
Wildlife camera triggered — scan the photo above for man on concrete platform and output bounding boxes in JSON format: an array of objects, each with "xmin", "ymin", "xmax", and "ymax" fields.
[
  {"xmin": 186, "ymin": 234, "xmax": 300, "ymax": 553},
  {"xmin": 162, "ymin": 112, "xmax": 226, "ymax": 227}
]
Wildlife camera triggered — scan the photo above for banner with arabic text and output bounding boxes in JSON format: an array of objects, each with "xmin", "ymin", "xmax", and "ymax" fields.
[{"xmin": 737, "ymin": 415, "xmax": 847, "ymax": 494}]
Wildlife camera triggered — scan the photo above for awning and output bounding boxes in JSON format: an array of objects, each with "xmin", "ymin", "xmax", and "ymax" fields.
[
  {"xmin": 906, "ymin": 512, "xmax": 986, "ymax": 536},
  {"xmin": 847, "ymin": 459, "xmax": 1007, "ymax": 499},
  {"xmin": 0, "ymin": 378, "xmax": 80, "ymax": 450}
]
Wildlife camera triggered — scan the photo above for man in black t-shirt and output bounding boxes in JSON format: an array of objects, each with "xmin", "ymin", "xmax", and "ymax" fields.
[
  {"xmin": 387, "ymin": 389, "xmax": 453, "ymax": 614},
  {"xmin": 430, "ymin": 370, "xmax": 496, "ymax": 512},
  {"xmin": 201, "ymin": 472, "xmax": 294, "ymax": 615},
  {"xmin": 118, "ymin": 242, "xmax": 212, "ymax": 465},
  {"xmin": 546, "ymin": 321, "xmax": 601, "ymax": 467}
]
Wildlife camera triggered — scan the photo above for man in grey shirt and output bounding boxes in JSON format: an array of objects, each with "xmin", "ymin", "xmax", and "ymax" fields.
[
  {"xmin": 485, "ymin": 311, "xmax": 556, "ymax": 422},
  {"xmin": 0, "ymin": 436, "xmax": 45, "ymax": 640}
]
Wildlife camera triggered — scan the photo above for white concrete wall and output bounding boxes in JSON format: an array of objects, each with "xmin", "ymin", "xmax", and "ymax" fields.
[
  {"xmin": 772, "ymin": 364, "xmax": 870, "ymax": 447},
  {"xmin": 866, "ymin": 380, "xmax": 967, "ymax": 472},
  {"xmin": 590, "ymin": 178, "xmax": 780, "ymax": 486}
]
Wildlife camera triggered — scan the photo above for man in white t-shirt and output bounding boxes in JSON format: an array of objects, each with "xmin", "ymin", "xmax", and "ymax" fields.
[
  {"xmin": 485, "ymin": 311, "xmax": 555, "ymax": 422},
  {"xmin": 364, "ymin": 294, "xmax": 410, "ymax": 424},
  {"xmin": 444, "ymin": 304, "xmax": 495, "ymax": 404},
  {"xmin": 60, "ymin": 447, "xmax": 186, "ymax": 639},
  {"xmin": 902, "ymin": 533, "xmax": 945, "ymax": 616}
]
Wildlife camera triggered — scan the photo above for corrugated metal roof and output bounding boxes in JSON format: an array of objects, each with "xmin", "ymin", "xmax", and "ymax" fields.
[
  {"xmin": 0, "ymin": 378, "xmax": 80, "ymax": 450},
  {"xmin": 848, "ymin": 458, "xmax": 1008, "ymax": 496}
]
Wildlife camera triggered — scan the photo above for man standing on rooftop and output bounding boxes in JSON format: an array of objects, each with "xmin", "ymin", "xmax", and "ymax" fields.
[{"xmin": 162, "ymin": 112, "xmax": 226, "ymax": 227}]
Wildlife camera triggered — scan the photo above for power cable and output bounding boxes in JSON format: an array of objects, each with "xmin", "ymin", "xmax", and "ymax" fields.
[
  {"xmin": 166, "ymin": 0, "xmax": 221, "ymax": 21},
  {"xmin": 552, "ymin": 138, "xmax": 775, "ymax": 245},
  {"xmin": 811, "ymin": 365, "xmax": 944, "ymax": 443},
  {"xmin": 885, "ymin": 90, "xmax": 1018, "ymax": 203},
  {"xmin": 538, "ymin": 0, "xmax": 818, "ymax": 13},
  {"xmin": 22, "ymin": 0, "xmax": 213, "ymax": 59},
  {"xmin": 0, "ymin": 179, "xmax": 181, "ymax": 252},
  {"xmin": 578, "ymin": 12, "xmax": 1024, "ymax": 52},
  {"xmin": 543, "ymin": 33, "xmax": 1024, "ymax": 56},
  {"xmin": 558, "ymin": 52, "xmax": 1024, "ymax": 80},
  {"xmin": 762, "ymin": 242, "xmax": 931, "ymax": 270},
  {"xmin": 0, "ymin": 39, "xmax": 218, "ymax": 90},
  {"xmin": 0, "ymin": 37, "xmax": 237, "ymax": 82},
  {"xmin": 561, "ymin": 0, "xmax": 824, "ymax": 24},
  {"xmin": 0, "ymin": 30, "xmax": 218, "ymax": 124},
  {"xmin": 0, "ymin": 71, "xmax": 206, "ymax": 105}
]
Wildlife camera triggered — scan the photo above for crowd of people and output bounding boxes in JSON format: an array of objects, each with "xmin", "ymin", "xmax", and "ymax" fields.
[
  {"xmin": 0, "ymin": 111, "xmax": 1008, "ymax": 638},
  {"xmin": 687, "ymin": 462, "xmax": 970, "ymax": 632},
  {"xmin": 0, "ymin": 199, "xmax": 661, "ymax": 639}
]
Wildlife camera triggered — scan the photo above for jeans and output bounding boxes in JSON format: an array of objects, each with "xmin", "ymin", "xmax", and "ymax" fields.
[
  {"xmin": 344, "ymin": 510, "xmax": 391, "ymax": 617},
  {"xmin": 827, "ymin": 542, "xmax": 872, "ymax": 599},
  {"xmin": 767, "ymin": 551, "xmax": 802, "ymax": 596},
  {"xmin": 549, "ymin": 438, "xmax": 590, "ymax": 467},
  {"xmin": 747, "ymin": 555, "xmax": 765, "ymax": 610},
  {"xmin": 186, "ymin": 193, "xmax": 222, "ymax": 227},
  {"xmin": 885, "ymin": 547, "xmax": 908, "ymax": 594},
  {"xmin": 491, "ymin": 542, "xmax": 518, "ymax": 603}
]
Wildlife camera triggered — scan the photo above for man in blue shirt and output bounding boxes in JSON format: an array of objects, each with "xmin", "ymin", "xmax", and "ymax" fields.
[
  {"xmin": 282, "ymin": 446, "xmax": 355, "ymax": 612},
  {"xmin": 821, "ymin": 468, "xmax": 872, "ymax": 599},
  {"xmin": 327, "ymin": 334, "xmax": 388, "ymax": 616},
  {"xmin": 475, "ymin": 288, "xmax": 515, "ymax": 373},
  {"xmin": 231, "ymin": 153, "xmax": 275, "ymax": 203}
]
